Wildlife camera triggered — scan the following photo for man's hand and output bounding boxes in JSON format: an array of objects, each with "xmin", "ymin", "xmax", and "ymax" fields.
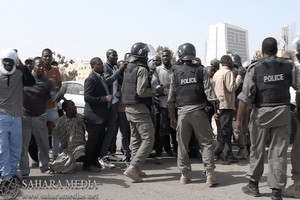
[
  {"xmin": 118, "ymin": 63, "xmax": 127, "ymax": 74},
  {"xmin": 235, "ymin": 120, "xmax": 242, "ymax": 133},
  {"xmin": 106, "ymin": 95, "xmax": 113, "ymax": 102},
  {"xmin": 170, "ymin": 117, "xmax": 177, "ymax": 129},
  {"xmin": 54, "ymin": 83, "xmax": 68, "ymax": 102}
]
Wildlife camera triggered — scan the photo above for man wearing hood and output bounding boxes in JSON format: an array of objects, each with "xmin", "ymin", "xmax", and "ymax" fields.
[{"xmin": 0, "ymin": 49, "xmax": 35, "ymax": 193}]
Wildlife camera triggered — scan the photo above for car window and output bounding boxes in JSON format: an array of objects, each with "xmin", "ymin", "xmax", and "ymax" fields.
[
  {"xmin": 65, "ymin": 83, "xmax": 73, "ymax": 94},
  {"xmin": 72, "ymin": 83, "xmax": 84, "ymax": 95}
]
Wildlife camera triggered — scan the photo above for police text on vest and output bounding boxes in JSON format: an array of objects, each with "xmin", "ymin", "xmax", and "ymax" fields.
[
  {"xmin": 263, "ymin": 74, "xmax": 284, "ymax": 82},
  {"xmin": 181, "ymin": 77, "xmax": 197, "ymax": 85}
]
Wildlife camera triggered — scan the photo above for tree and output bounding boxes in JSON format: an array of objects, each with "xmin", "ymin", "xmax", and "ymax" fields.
[
  {"xmin": 52, "ymin": 52, "xmax": 77, "ymax": 81},
  {"xmin": 156, "ymin": 46, "xmax": 176, "ymax": 63},
  {"xmin": 61, "ymin": 69, "xmax": 78, "ymax": 81}
]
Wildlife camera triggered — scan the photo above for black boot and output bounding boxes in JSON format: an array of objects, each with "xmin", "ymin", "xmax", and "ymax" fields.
[
  {"xmin": 242, "ymin": 180, "xmax": 260, "ymax": 197},
  {"xmin": 271, "ymin": 188, "xmax": 282, "ymax": 200}
]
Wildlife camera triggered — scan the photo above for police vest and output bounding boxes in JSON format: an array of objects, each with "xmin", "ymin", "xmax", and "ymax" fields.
[
  {"xmin": 173, "ymin": 64, "xmax": 207, "ymax": 107},
  {"xmin": 121, "ymin": 62, "xmax": 152, "ymax": 105},
  {"xmin": 253, "ymin": 57, "xmax": 293, "ymax": 107}
]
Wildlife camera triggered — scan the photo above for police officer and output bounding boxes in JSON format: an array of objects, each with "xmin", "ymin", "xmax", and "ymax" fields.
[
  {"xmin": 121, "ymin": 42, "xmax": 164, "ymax": 182},
  {"xmin": 168, "ymin": 43, "xmax": 217, "ymax": 186},
  {"xmin": 283, "ymin": 38, "xmax": 300, "ymax": 198},
  {"xmin": 235, "ymin": 37, "xmax": 300, "ymax": 200}
]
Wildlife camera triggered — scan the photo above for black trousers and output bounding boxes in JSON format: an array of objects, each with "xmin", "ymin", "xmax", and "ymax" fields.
[
  {"xmin": 85, "ymin": 122, "xmax": 107, "ymax": 167},
  {"xmin": 214, "ymin": 109, "xmax": 234, "ymax": 158}
]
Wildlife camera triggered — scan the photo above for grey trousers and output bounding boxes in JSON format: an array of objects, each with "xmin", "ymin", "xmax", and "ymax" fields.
[
  {"xmin": 125, "ymin": 112, "xmax": 155, "ymax": 169},
  {"xmin": 291, "ymin": 114, "xmax": 300, "ymax": 181},
  {"xmin": 20, "ymin": 113, "xmax": 50, "ymax": 175},
  {"xmin": 247, "ymin": 122, "xmax": 290, "ymax": 189},
  {"xmin": 177, "ymin": 109, "xmax": 215, "ymax": 175}
]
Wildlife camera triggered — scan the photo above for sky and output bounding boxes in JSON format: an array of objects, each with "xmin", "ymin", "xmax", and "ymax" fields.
[{"xmin": 0, "ymin": 0, "xmax": 299, "ymax": 64}]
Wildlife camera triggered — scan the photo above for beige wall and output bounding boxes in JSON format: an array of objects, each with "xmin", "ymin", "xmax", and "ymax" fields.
[{"xmin": 60, "ymin": 61, "xmax": 92, "ymax": 81}]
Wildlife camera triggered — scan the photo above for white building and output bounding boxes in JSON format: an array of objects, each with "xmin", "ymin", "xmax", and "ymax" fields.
[{"xmin": 205, "ymin": 22, "xmax": 249, "ymax": 66}]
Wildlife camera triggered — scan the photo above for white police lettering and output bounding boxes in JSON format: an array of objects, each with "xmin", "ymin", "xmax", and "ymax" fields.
[
  {"xmin": 263, "ymin": 74, "xmax": 284, "ymax": 82},
  {"xmin": 181, "ymin": 77, "xmax": 197, "ymax": 85}
]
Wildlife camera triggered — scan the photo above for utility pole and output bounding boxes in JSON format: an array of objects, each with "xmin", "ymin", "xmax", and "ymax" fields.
[{"xmin": 282, "ymin": 26, "xmax": 289, "ymax": 51}]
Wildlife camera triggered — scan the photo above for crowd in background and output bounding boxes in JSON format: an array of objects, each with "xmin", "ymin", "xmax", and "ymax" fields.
[{"xmin": 0, "ymin": 37, "xmax": 300, "ymax": 199}]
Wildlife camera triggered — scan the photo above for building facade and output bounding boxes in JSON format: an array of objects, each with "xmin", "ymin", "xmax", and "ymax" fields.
[{"xmin": 205, "ymin": 22, "xmax": 249, "ymax": 66}]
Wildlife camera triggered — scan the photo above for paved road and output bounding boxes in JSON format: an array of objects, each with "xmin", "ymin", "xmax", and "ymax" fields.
[
  {"xmin": 11, "ymin": 144, "xmax": 295, "ymax": 200},
  {"xmin": 2, "ymin": 120, "xmax": 295, "ymax": 200}
]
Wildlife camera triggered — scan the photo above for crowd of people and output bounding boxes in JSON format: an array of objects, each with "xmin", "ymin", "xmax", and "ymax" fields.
[{"xmin": 0, "ymin": 36, "xmax": 300, "ymax": 200}]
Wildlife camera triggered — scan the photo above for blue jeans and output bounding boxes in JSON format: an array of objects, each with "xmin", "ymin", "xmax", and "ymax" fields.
[
  {"xmin": 46, "ymin": 108, "xmax": 60, "ymax": 157},
  {"xmin": 20, "ymin": 113, "xmax": 49, "ymax": 175},
  {"xmin": 0, "ymin": 113, "xmax": 22, "ymax": 180}
]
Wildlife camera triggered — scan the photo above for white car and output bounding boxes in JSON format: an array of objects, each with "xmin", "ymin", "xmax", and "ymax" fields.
[{"xmin": 61, "ymin": 81, "xmax": 85, "ymax": 114}]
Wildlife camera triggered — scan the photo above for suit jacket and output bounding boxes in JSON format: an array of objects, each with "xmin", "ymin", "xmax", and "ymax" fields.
[
  {"xmin": 84, "ymin": 71, "xmax": 111, "ymax": 124},
  {"xmin": 104, "ymin": 62, "xmax": 120, "ymax": 92}
]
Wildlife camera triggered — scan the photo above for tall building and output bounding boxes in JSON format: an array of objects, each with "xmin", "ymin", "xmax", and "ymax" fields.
[{"xmin": 205, "ymin": 22, "xmax": 249, "ymax": 66}]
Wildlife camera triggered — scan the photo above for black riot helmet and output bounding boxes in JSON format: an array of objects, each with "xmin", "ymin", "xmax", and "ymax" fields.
[
  {"xmin": 130, "ymin": 42, "xmax": 150, "ymax": 58},
  {"xmin": 229, "ymin": 53, "xmax": 242, "ymax": 67},
  {"xmin": 292, "ymin": 36, "xmax": 300, "ymax": 52},
  {"xmin": 177, "ymin": 43, "xmax": 196, "ymax": 61}
]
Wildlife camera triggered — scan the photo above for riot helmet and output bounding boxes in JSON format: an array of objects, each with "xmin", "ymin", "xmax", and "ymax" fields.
[
  {"xmin": 130, "ymin": 42, "xmax": 150, "ymax": 58},
  {"xmin": 297, "ymin": 43, "xmax": 300, "ymax": 52},
  {"xmin": 292, "ymin": 36, "xmax": 300, "ymax": 51},
  {"xmin": 229, "ymin": 53, "xmax": 242, "ymax": 67},
  {"xmin": 210, "ymin": 58, "xmax": 220, "ymax": 70},
  {"xmin": 177, "ymin": 43, "xmax": 196, "ymax": 61}
]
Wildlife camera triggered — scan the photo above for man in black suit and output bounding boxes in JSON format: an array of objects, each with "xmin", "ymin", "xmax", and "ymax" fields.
[{"xmin": 83, "ymin": 57, "xmax": 112, "ymax": 172}]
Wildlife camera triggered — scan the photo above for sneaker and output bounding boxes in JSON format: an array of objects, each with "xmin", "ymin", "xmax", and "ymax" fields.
[
  {"xmin": 242, "ymin": 182, "xmax": 260, "ymax": 197},
  {"xmin": 180, "ymin": 174, "xmax": 190, "ymax": 184},
  {"xmin": 107, "ymin": 153, "xmax": 122, "ymax": 162},
  {"xmin": 40, "ymin": 167, "xmax": 50, "ymax": 173},
  {"xmin": 124, "ymin": 166, "xmax": 142, "ymax": 183},
  {"xmin": 31, "ymin": 160, "xmax": 39, "ymax": 168},
  {"xmin": 98, "ymin": 157, "xmax": 115, "ymax": 169},
  {"xmin": 283, "ymin": 182, "xmax": 300, "ymax": 198}
]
